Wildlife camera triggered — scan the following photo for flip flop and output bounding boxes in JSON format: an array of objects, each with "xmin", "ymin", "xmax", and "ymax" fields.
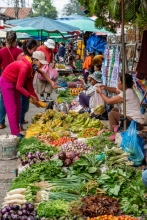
[{"xmin": 23, "ymin": 120, "xmax": 28, "ymax": 124}]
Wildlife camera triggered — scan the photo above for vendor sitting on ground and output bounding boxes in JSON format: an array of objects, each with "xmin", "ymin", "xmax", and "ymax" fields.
[
  {"xmin": 78, "ymin": 71, "xmax": 102, "ymax": 112},
  {"xmin": 73, "ymin": 54, "xmax": 82, "ymax": 73},
  {"xmin": 96, "ymin": 74, "xmax": 145, "ymax": 131}
]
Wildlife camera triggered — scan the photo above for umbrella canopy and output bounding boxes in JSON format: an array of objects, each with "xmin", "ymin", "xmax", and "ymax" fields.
[
  {"xmin": 0, "ymin": 30, "xmax": 33, "ymax": 39},
  {"xmin": 57, "ymin": 14, "xmax": 92, "ymax": 21},
  {"xmin": 10, "ymin": 26, "xmax": 78, "ymax": 41},
  {"xmin": 11, "ymin": 26, "xmax": 49, "ymax": 37},
  {"xmin": 6, "ymin": 16, "xmax": 79, "ymax": 33},
  {"xmin": 60, "ymin": 18, "xmax": 111, "ymax": 34}
]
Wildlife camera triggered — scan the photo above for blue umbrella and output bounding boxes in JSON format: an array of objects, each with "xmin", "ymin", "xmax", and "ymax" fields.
[{"xmin": 6, "ymin": 16, "xmax": 79, "ymax": 33}]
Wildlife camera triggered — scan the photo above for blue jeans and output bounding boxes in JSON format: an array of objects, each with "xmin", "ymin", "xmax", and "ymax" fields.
[
  {"xmin": 0, "ymin": 92, "xmax": 29, "ymax": 126},
  {"xmin": 142, "ymin": 169, "xmax": 147, "ymax": 187},
  {"xmin": 0, "ymin": 91, "xmax": 6, "ymax": 125},
  {"xmin": 19, "ymin": 94, "xmax": 29, "ymax": 127}
]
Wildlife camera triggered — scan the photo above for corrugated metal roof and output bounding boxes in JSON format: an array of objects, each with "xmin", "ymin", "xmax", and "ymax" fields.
[{"xmin": 0, "ymin": 7, "xmax": 32, "ymax": 19}]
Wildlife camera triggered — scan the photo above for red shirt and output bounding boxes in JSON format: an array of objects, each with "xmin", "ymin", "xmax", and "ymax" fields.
[
  {"xmin": 37, "ymin": 45, "xmax": 53, "ymax": 63},
  {"xmin": 2, "ymin": 57, "xmax": 37, "ymax": 98},
  {"xmin": 0, "ymin": 46, "xmax": 22, "ymax": 70}
]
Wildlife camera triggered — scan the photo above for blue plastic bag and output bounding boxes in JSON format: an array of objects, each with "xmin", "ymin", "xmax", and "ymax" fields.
[{"xmin": 121, "ymin": 120, "xmax": 144, "ymax": 166}]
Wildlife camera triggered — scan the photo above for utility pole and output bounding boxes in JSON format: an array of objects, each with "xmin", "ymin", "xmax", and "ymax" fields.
[
  {"xmin": 14, "ymin": 0, "xmax": 19, "ymax": 19},
  {"xmin": 121, "ymin": 0, "xmax": 126, "ymax": 130}
]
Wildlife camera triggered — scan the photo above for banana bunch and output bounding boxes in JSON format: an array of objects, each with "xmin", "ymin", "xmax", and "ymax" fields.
[
  {"xmin": 32, "ymin": 113, "xmax": 42, "ymax": 124},
  {"xmin": 25, "ymin": 124, "xmax": 43, "ymax": 138},
  {"xmin": 45, "ymin": 109, "xmax": 57, "ymax": 118},
  {"xmin": 68, "ymin": 110, "xmax": 79, "ymax": 117},
  {"xmin": 46, "ymin": 119, "xmax": 63, "ymax": 128},
  {"xmin": 54, "ymin": 111, "xmax": 67, "ymax": 120},
  {"xmin": 86, "ymin": 118, "xmax": 103, "ymax": 129},
  {"xmin": 65, "ymin": 114, "xmax": 74, "ymax": 123},
  {"xmin": 94, "ymin": 104, "xmax": 105, "ymax": 115},
  {"xmin": 70, "ymin": 115, "xmax": 104, "ymax": 133}
]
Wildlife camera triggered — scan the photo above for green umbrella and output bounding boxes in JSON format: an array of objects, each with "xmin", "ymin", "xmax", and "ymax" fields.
[
  {"xmin": 11, "ymin": 26, "xmax": 49, "ymax": 37},
  {"xmin": 60, "ymin": 18, "xmax": 111, "ymax": 34},
  {"xmin": 11, "ymin": 26, "xmax": 78, "ymax": 41}
]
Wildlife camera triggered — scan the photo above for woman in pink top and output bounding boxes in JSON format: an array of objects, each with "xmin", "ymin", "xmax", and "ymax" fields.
[
  {"xmin": 36, "ymin": 39, "xmax": 55, "ymax": 102},
  {"xmin": 0, "ymin": 31, "xmax": 22, "ymax": 129},
  {"xmin": 0, "ymin": 51, "xmax": 52, "ymax": 139}
]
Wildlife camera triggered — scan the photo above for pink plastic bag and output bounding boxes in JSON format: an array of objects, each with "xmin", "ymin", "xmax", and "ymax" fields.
[{"xmin": 38, "ymin": 65, "xmax": 59, "ymax": 82}]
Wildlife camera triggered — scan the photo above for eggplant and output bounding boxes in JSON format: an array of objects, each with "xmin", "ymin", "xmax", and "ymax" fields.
[
  {"xmin": 11, "ymin": 214, "xmax": 18, "ymax": 219},
  {"xmin": 21, "ymin": 216, "xmax": 28, "ymax": 220},
  {"xmin": 18, "ymin": 211, "xmax": 23, "ymax": 216},
  {"xmin": 22, "ymin": 209, "xmax": 27, "ymax": 215},
  {"xmin": 36, "ymin": 151, "xmax": 40, "ymax": 156},
  {"xmin": 1, "ymin": 207, "xmax": 7, "ymax": 214},
  {"xmin": 27, "ymin": 204, "xmax": 34, "ymax": 212},
  {"xmin": 27, "ymin": 154, "xmax": 32, "ymax": 159},
  {"xmin": 3, "ymin": 212, "xmax": 9, "ymax": 218},
  {"xmin": 22, "ymin": 204, "xmax": 27, "ymax": 210},
  {"xmin": 9, "ymin": 210, "xmax": 14, "ymax": 214}
]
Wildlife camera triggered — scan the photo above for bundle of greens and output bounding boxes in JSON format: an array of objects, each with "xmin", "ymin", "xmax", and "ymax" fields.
[
  {"xmin": 9, "ymin": 160, "xmax": 65, "ymax": 191},
  {"xmin": 56, "ymin": 88, "xmax": 73, "ymax": 103},
  {"xmin": 98, "ymin": 165, "xmax": 147, "ymax": 216},
  {"xmin": 17, "ymin": 137, "xmax": 58, "ymax": 157},
  {"xmin": 86, "ymin": 137, "xmax": 116, "ymax": 154},
  {"xmin": 37, "ymin": 200, "xmax": 69, "ymax": 218}
]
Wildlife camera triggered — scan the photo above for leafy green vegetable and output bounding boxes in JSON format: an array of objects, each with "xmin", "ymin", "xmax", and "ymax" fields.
[
  {"xmin": 10, "ymin": 160, "xmax": 65, "ymax": 190},
  {"xmin": 56, "ymin": 88, "xmax": 73, "ymax": 103},
  {"xmin": 98, "ymin": 165, "xmax": 147, "ymax": 216},
  {"xmin": 17, "ymin": 137, "xmax": 58, "ymax": 157},
  {"xmin": 49, "ymin": 192, "xmax": 80, "ymax": 201},
  {"xmin": 86, "ymin": 136, "xmax": 116, "ymax": 154},
  {"xmin": 25, "ymin": 185, "xmax": 40, "ymax": 203},
  {"xmin": 68, "ymin": 154, "xmax": 102, "ymax": 179},
  {"xmin": 37, "ymin": 200, "xmax": 69, "ymax": 218}
]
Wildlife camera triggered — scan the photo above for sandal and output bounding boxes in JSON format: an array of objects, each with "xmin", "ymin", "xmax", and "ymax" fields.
[
  {"xmin": 20, "ymin": 127, "xmax": 26, "ymax": 132},
  {"xmin": 23, "ymin": 120, "xmax": 28, "ymax": 124},
  {"xmin": 0, "ymin": 124, "xmax": 6, "ymax": 129}
]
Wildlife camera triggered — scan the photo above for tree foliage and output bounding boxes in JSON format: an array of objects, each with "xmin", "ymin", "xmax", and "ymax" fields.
[
  {"xmin": 77, "ymin": 0, "xmax": 147, "ymax": 32},
  {"xmin": 32, "ymin": 0, "xmax": 57, "ymax": 19},
  {"xmin": 62, "ymin": 0, "xmax": 84, "ymax": 16}
]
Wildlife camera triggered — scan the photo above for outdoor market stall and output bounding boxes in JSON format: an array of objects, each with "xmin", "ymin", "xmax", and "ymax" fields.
[{"xmin": 0, "ymin": 106, "xmax": 146, "ymax": 219}]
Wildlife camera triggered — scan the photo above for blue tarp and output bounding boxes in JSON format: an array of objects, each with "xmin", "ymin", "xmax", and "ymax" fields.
[{"xmin": 86, "ymin": 34, "xmax": 107, "ymax": 54}]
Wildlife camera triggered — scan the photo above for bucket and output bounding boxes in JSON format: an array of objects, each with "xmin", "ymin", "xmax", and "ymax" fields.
[{"xmin": 0, "ymin": 134, "xmax": 18, "ymax": 160}]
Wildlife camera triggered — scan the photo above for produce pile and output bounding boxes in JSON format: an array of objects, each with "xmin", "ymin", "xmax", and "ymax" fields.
[
  {"xmin": 87, "ymin": 216, "xmax": 138, "ymax": 220},
  {"xmin": 2, "ymin": 110, "xmax": 147, "ymax": 220},
  {"xmin": 56, "ymin": 88, "xmax": 73, "ymax": 104}
]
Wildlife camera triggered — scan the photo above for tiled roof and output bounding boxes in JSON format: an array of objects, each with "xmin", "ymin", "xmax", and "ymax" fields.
[{"xmin": 0, "ymin": 7, "xmax": 32, "ymax": 19}]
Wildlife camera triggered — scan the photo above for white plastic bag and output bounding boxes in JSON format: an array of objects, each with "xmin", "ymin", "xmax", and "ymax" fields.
[{"xmin": 93, "ymin": 90, "xmax": 105, "ymax": 108}]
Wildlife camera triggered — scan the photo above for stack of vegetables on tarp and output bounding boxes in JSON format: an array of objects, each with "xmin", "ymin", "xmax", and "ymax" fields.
[{"xmin": 1, "ymin": 109, "xmax": 147, "ymax": 220}]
